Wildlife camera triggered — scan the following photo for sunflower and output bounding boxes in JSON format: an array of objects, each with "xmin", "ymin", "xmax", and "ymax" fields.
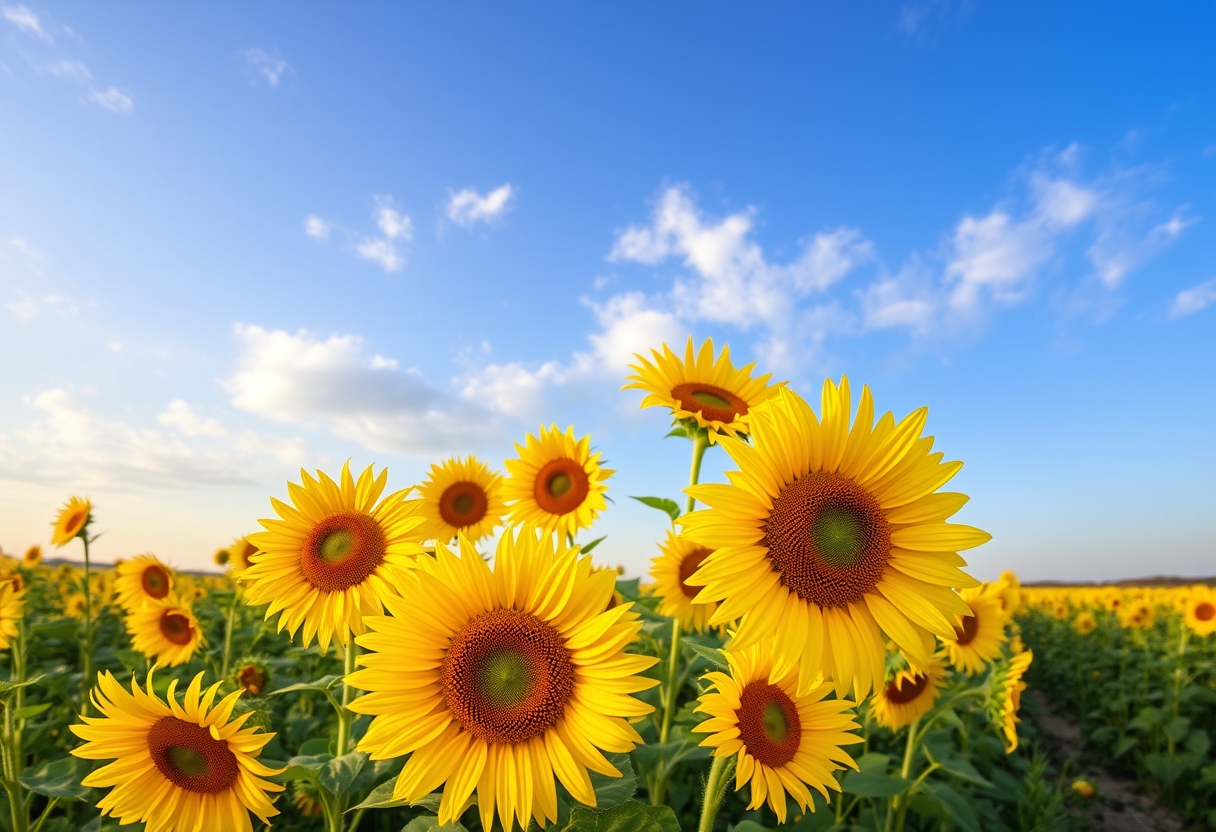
[
  {"xmin": 693, "ymin": 643, "xmax": 861, "ymax": 824},
  {"xmin": 944, "ymin": 584, "xmax": 1007, "ymax": 675},
  {"xmin": 114, "ymin": 554, "xmax": 176, "ymax": 613},
  {"xmin": 624, "ymin": 336, "xmax": 785, "ymax": 442},
  {"xmin": 22, "ymin": 544, "xmax": 42, "ymax": 568},
  {"xmin": 51, "ymin": 496, "xmax": 91, "ymax": 547},
  {"xmin": 242, "ymin": 462, "xmax": 428, "ymax": 651},
  {"xmin": 1074, "ymin": 611, "xmax": 1098, "ymax": 635},
  {"xmin": 348, "ymin": 530, "xmax": 658, "ymax": 832},
  {"xmin": 0, "ymin": 581, "xmax": 25, "ymax": 650},
  {"xmin": 417, "ymin": 455, "xmax": 506, "ymax": 545},
  {"xmin": 228, "ymin": 537, "xmax": 258, "ymax": 575},
  {"xmin": 681, "ymin": 381, "xmax": 983, "ymax": 698},
  {"xmin": 213, "ymin": 547, "xmax": 231, "ymax": 567},
  {"xmin": 235, "ymin": 661, "xmax": 270, "ymax": 696},
  {"xmin": 127, "ymin": 599, "xmax": 204, "ymax": 667},
  {"xmin": 65, "ymin": 593, "xmax": 88, "ymax": 618},
  {"xmin": 71, "ymin": 671, "xmax": 283, "ymax": 832},
  {"xmin": 1119, "ymin": 601, "xmax": 1153, "ymax": 630},
  {"xmin": 502, "ymin": 425, "xmax": 613, "ymax": 540},
  {"xmin": 1182, "ymin": 587, "xmax": 1216, "ymax": 637},
  {"xmin": 869, "ymin": 658, "xmax": 947, "ymax": 731},
  {"xmin": 991, "ymin": 650, "xmax": 1033, "ymax": 752},
  {"xmin": 648, "ymin": 530, "xmax": 720, "ymax": 632},
  {"xmin": 995, "ymin": 570, "xmax": 1020, "ymax": 614},
  {"xmin": 1051, "ymin": 603, "xmax": 1069, "ymax": 621}
]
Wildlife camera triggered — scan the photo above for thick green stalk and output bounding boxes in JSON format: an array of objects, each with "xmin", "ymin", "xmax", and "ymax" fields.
[
  {"xmin": 685, "ymin": 433, "xmax": 710, "ymax": 515},
  {"xmin": 697, "ymin": 754, "xmax": 736, "ymax": 832},
  {"xmin": 220, "ymin": 591, "xmax": 240, "ymax": 680},
  {"xmin": 659, "ymin": 618, "xmax": 683, "ymax": 746},
  {"xmin": 2, "ymin": 700, "xmax": 26, "ymax": 832},
  {"xmin": 337, "ymin": 639, "xmax": 358, "ymax": 757},
  {"xmin": 80, "ymin": 535, "xmax": 93, "ymax": 717},
  {"xmin": 888, "ymin": 716, "xmax": 921, "ymax": 832}
]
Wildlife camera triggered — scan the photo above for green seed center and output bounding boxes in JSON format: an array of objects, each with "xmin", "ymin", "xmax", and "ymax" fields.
[
  {"xmin": 320, "ymin": 529, "xmax": 355, "ymax": 563},
  {"xmin": 452, "ymin": 493, "xmax": 476, "ymax": 515},
  {"xmin": 168, "ymin": 745, "xmax": 209, "ymax": 777},
  {"xmin": 811, "ymin": 506, "xmax": 866, "ymax": 569},
  {"xmin": 691, "ymin": 390, "xmax": 733, "ymax": 409},
  {"xmin": 548, "ymin": 473, "xmax": 572, "ymax": 498},
  {"xmin": 762, "ymin": 700, "xmax": 789, "ymax": 742},
  {"xmin": 477, "ymin": 649, "xmax": 534, "ymax": 707}
]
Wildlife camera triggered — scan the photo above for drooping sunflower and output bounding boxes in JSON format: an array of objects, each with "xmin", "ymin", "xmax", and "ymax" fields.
[
  {"xmin": 624, "ymin": 336, "xmax": 786, "ymax": 442},
  {"xmin": 22, "ymin": 544, "xmax": 42, "ymax": 568},
  {"xmin": 944, "ymin": 584, "xmax": 1007, "ymax": 675},
  {"xmin": 0, "ymin": 581, "xmax": 25, "ymax": 650},
  {"xmin": 71, "ymin": 671, "xmax": 284, "ymax": 832},
  {"xmin": 995, "ymin": 570, "xmax": 1021, "ymax": 615},
  {"xmin": 127, "ymin": 599, "xmax": 204, "ymax": 667},
  {"xmin": 1074, "ymin": 611, "xmax": 1098, "ymax": 635},
  {"xmin": 991, "ymin": 650, "xmax": 1034, "ymax": 752},
  {"xmin": 693, "ymin": 643, "xmax": 862, "ymax": 824},
  {"xmin": 1183, "ymin": 587, "xmax": 1216, "ymax": 637},
  {"xmin": 649, "ymin": 530, "xmax": 720, "ymax": 632},
  {"xmin": 869, "ymin": 658, "xmax": 947, "ymax": 731},
  {"xmin": 502, "ymin": 425, "xmax": 613, "ymax": 540},
  {"xmin": 349, "ymin": 530, "xmax": 658, "ymax": 832},
  {"xmin": 242, "ymin": 462, "xmax": 428, "ymax": 651},
  {"xmin": 51, "ymin": 496, "xmax": 91, "ymax": 547},
  {"xmin": 114, "ymin": 554, "xmax": 176, "ymax": 613},
  {"xmin": 417, "ymin": 455, "xmax": 506, "ymax": 545},
  {"xmin": 681, "ymin": 381, "xmax": 983, "ymax": 698}
]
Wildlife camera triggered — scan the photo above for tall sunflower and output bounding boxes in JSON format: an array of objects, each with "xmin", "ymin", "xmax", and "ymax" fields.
[
  {"xmin": 22, "ymin": 545, "xmax": 42, "ymax": 568},
  {"xmin": 51, "ymin": 496, "xmax": 91, "ymax": 547},
  {"xmin": 624, "ymin": 337, "xmax": 784, "ymax": 442},
  {"xmin": 502, "ymin": 426, "xmax": 612, "ymax": 540},
  {"xmin": 71, "ymin": 671, "xmax": 283, "ymax": 832},
  {"xmin": 1183, "ymin": 587, "xmax": 1216, "ymax": 637},
  {"xmin": 114, "ymin": 554, "xmax": 176, "ymax": 613},
  {"xmin": 869, "ymin": 659, "xmax": 947, "ymax": 731},
  {"xmin": 648, "ymin": 530, "xmax": 720, "ymax": 632},
  {"xmin": 944, "ymin": 584, "xmax": 1007, "ymax": 675},
  {"xmin": 349, "ymin": 530, "xmax": 658, "ymax": 832},
  {"xmin": 693, "ymin": 643, "xmax": 861, "ymax": 824},
  {"xmin": 681, "ymin": 381, "xmax": 983, "ymax": 698},
  {"xmin": 417, "ymin": 455, "xmax": 506, "ymax": 545},
  {"xmin": 242, "ymin": 462, "xmax": 428, "ymax": 650},
  {"xmin": 127, "ymin": 598, "xmax": 204, "ymax": 667},
  {"xmin": 990, "ymin": 651, "xmax": 1033, "ymax": 752},
  {"xmin": 0, "ymin": 581, "xmax": 24, "ymax": 650}
]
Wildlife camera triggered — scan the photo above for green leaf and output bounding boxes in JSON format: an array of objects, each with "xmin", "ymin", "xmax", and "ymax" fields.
[
  {"xmin": 631, "ymin": 740, "xmax": 710, "ymax": 774},
  {"xmin": 319, "ymin": 751, "xmax": 368, "ymax": 794},
  {"xmin": 683, "ymin": 642, "xmax": 728, "ymax": 672},
  {"xmin": 1185, "ymin": 728, "xmax": 1211, "ymax": 757},
  {"xmin": 299, "ymin": 737, "xmax": 332, "ymax": 756},
  {"xmin": 350, "ymin": 778, "xmax": 407, "ymax": 810},
  {"xmin": 922, "ymin": 783, "xmax": 980, "ymax": 832},
  {"xmin": 402, "ymin": 815, "xmax": 467, "ymax": 832},
  {"xmin": 270, "ymin": 752, "xmax": 331, "ymax": 783},
  {"xmin": 664, "ymin": 426, "xmax": 689, "ymax": 439},
  {"xmin": 14, "ymin": 702, "xmax": 52, "ymax": 720},
  {"xmin": 561, "ymin": 802, "xmax": 681, "ymax": 832},
  {"xmin": 730, "ymin": 823, "xmax": 776, "ymax": 832},
  {"xmin": 0, "ymin": 674, "xmax": 45, "ymax": 697},
  {"xmin": 580, "ymin": 536, "xmax": 607, "ymax": 554},
  {"xmin": 19, "ymin": 757, "xmax": 91, "ymax": 800},
  {"xmin": 266, "ymin": 675, "xmax": 342, "ymax": 697},
  {"xmin": 630, "ymin": 496, "xmax": 681, "ymax": 522},
  {"xmin": 1165, "ymin": 716, "xmax": 1191, "ymax": 743},
  {"xmin": 939, "ymin": 756, "xmax": 991, "ymax": 787},
  {"xmin": 589, "ymin": 754, "xmax": 636, "ymax": 808},
  {"xmin": 853, "ymin": 752, "xmax": 891, "ymax": 773},
  {"xmin": 840, "ymin": 768, "xmax": 909, "ymax": 797},
  {"xmin": 1113, "ymin": 735, "xmax": 1138, "ymax": 758},
  {"xmin": 908, "ymin": 792, "xmax": 952, "ymax": 822}
]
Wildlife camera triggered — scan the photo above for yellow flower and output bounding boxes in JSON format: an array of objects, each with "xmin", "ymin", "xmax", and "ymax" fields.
[
  {"xmin": 114, "ymin": 554, "xmax": 175, "ymax": 613},
  {"xmin": 502, "ymin": 425, "xmax": 613, "ymax": 540},
  {"xmin": 228, "ymin": 537, "xmax": 258, "ymax": 575},
  {"xmin": 624, "ymin": 337, "xmax": 785, "ymax": 442},
  {"xmin": 1052, "ymin": 603, "xmax": 1069, "ymax": 620},
  {"xmin": 213, "ymin": 547, "xmax": 231, "ymax": 566},
  {"xmin": 1071, "ymin": 779, "xmax": 1096, "ymax": 799},
  {"xmin": 64, "ymin": 593, "xmax": 88, "ymax": 618},
  {"xmin": 993, "ymin": 650, "xmax": 1033, "ymax": 752},
  {"xmin": 0, "ymin": 581, "xmax": 24, "ymax": 650},
  {"xmin": 235, "ymin": 661, "xmax": 269, "ymax": 696},
  {"xmin": 417, "ymin": 455, "xmax": 506, "ymax": 545},
  {"xmin": 1182, "ymin": 587, "xmax": 1216, "ymax": 637},
  {"xmin": 681, "ymin": 381, "xmax": 982, "ymax": 698},
  {"xmin": 693, "ymin": 642, "xmax": 861, "ymax": 824},
  {"xmin": 648, "ymin": 530, "xmax": 721, "ymax": 632},
  {"xmin": 1118, "ymin": 601, "xmax": 1153, "ymax": 630},
  {"xmin": 126, "ymin": 598, "xmax": 204, "ymax": 667},
  {"xmin": 349, "ymin": 530, "xmax": 658, "ymax": 832},
  {"xmin": 51, "ymin": 496, "xmax": 91, "ymax": 547},
  {"xmin": 71, "ymin": 671, "xmax": 283, "ymax": 832},
  {"xmin": 1074, "ymin": 611, "xmax": 1097, "ymax": 635},
  {"xmin": 22, "ymin": 545, "xmax": 42, "ymax": 568},
  {"xmin": 870, "ymin": 658, "xmax": 947, "ymax": 731},
  {"xmin": 243, "ymin": 462, "xmax": 428, "ymax": 650},
  {"xmin": 995, "ymin": 570, "xmax": 1021, "ymax": 614},
  {"xmin": 944, "ymin": 584, "xmax": 1007, "ymax": 675}
]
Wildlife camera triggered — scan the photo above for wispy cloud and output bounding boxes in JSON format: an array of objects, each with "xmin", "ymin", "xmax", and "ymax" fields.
[
  {"xmin": 241, "ymin": 48, "xmax": 289, "ymax": 88},
  {"xmin": 5, "ymin": 292, "xmax": 75, "ymax": 321},
  {"xmin": 899, "ymin": 0, "xmax": 969, "ymax": 39},
  {"xmin": 305, "ymin": 198, "xmax": 413, "ymax": 272},
  {"xmin": 8, "ymin": 14, "xmax": 135, "ymax": 114},
  {"xmin": 2, "ymin": 4, "xmax": 50, "ymax": 41},
  {"xmin": 446, "ymin": 184, "xmax": 516, "ymax": 227},
  {"xmin": 303, "ymin": 215, "xmax": 330, "ymax": 241},
  {"xmin": 88, "ymin": 86, "xmax": 133, "ymax": 114},
  {"xmin": 1169, "ymin": 277, "xmax": 1216, "ymax": 318}
]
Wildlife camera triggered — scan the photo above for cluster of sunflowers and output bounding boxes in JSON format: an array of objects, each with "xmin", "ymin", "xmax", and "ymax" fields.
[{"xmin": 0, "ymin": 339, "xmax": 1047, "ymax": 832}]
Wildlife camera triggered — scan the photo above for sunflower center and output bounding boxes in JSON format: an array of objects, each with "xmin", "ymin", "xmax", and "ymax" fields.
[
  {"xmin": 300, "ymin": 511, "xmax": 386, "ymax": 593},
  {"xmin": 885, "ymin": 673, "xmax": 929, "ymax": 705},
  {"xmin": 1195, "ymin": 602, "xmax": 1215, "ymax": 622},
  {"xmin": 64, "ymin": 509, "xmax": 87, "ymax": 537},
  {"xmin": 239, "ymin": 665, "xmax": 267, "ymax": 695},
  {"xmin": 677, "ymin": 547, "xmax": 711, "ymax": 600},
  {"xmin": 147, "ymin": 716, "xmax": 239, "ymax": 794},
  {"xmin": 441, "ymin": 608, "xmax": 574, "ymax": 745},
  {"xmin": 736, "ymin": 681, "xmax": 800, "ymax": 767},
  {"xmin": 439, "ymin": 482, "xmax": 489, "ymax": 529},
  {"xmin": 142, "ymin": 565, "xmax": 171, "ymax": 599},
  {"xmin": 762, "ymin": 471, "xmax": 891, "ymax": 608},
  {"xmin": 159, "ymin": 612, "xmax": 195, "ymax": 646},
  {"xmin": 533, "ymin": 459, "xmax": 590, "ymax": 516},
  {"xmin": 954, "ymin": 608, "xmax": 979, "ymax": 645},
  {"xmin": 670, "ymin": 382, "xmax": 748, "ymax": 424}
]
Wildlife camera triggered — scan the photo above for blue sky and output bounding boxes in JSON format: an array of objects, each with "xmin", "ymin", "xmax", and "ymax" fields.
[{"xmin": 1, "ymin": 1, "xmax": 1212, "ymax": 581}]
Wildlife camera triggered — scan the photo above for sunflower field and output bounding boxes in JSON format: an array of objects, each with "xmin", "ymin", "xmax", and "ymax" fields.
[{"xmin": 1, "ymin": 337, "xmax": 1196, "ymax": 832}]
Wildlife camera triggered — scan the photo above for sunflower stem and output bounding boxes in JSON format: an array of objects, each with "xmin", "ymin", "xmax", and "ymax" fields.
[
  {"xmin": 28, "ymin": 797, "xmax": 56, "ymax": 832},
  {"xmin": 888, "ymin": 715, "xmax": 921, "ymax": 832},
  {"xmin": 696, "ymin": 753, "xmax": 735, "ymax": 832},
  {"xmin": 79, "ymin": 533, "xmax": 93, "ymax": 718},
  {"xmin": 685, "ymin": 433, "xmax": 710, "ymax": 515},
  {"xmin": 337, "ymin": 638, "xmax": 357, "ymax": 758},
  {"xmin": 220, "ymin": 589, "xmax": 240, "ymax": 681}
]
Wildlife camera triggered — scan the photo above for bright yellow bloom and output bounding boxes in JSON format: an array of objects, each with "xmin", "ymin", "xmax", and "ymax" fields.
[
  {"xmin": 995, "ymin": 570, "xmax": 1021, "ymax": 614},
  {"xmin": 71, "ymin": 671, "xmax": 283, "ymax": 832},
  {"xmin": 1118, "ymin": 601, "xmax": 1154, "ymax": 630},
  {"xmin": 22, "ymin": 545, "xmax": 42, "ymax": 568},
  {"xmin": 502, "ymin": 425, "xmax": 612, "ymax": 540},
  {"xmin": 693, "ymin": 642, "xmax": 861, "ymax": 824},
  {"xmin": 114, "ymin": 554, "xmax": 176, "ymax": 613},
  {"xmin": 995, "ymin": 650, "xmax": 1033, "ymax": 752},
  {"xmin": 64, "ymin": 593, "xmax": 88, "ymax": 618},
  {"xmin": 227, "ymin": 537, "xmax": 258, "ymax": 575},
  {"xmin": 944, "ymin": 584, "xmax": 1007, "ymax": 675},
  {"xmin": 624, "ymin": 336, "xmax": 785, "ymax": 442},
  {"xmin": 349, "ymin": 530, "xmax": 658, "ymax": 832},
  {"xmin": 243, "ymin": 462, "xmax": 428, "ymax": 650},
  {"xmin": 870, "ymin": 658, "xmax": 947, "ymax": 731},
  {"xmin": 0, "ymin": 581, "xmax": 24, "ymax": 650},
  {"xmin": 417, "ymin": 455, "xmax": 506, "ymax": 545},
  {"xmin": 51, "ymin": 496, "xmax": 91, "ymax": 547},
  {"xmin": 1183, "ymin": 587, "xmax": 1216, "ymax": 637},
  {"xmin": 681, "ymin": 381, "xmax": 982, "ymax": 698},
  {"xmin": 1071, "ymin": 779, "xmax": 1096, "ymax": 799},
  {"xmin": 127, "ymin": 598, "xmax": 204, "ymax": 667},
  {"xmin": 1074, "ymin": 611, "xmax": 1097, "ymax": 635},
  {"xmin": 648, "ymin": 530, "xmax": 720, "ymax": 632}
]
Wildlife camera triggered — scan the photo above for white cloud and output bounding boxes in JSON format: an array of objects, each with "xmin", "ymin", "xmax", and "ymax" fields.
[
  {"xmin": 583, "ymin": 292, "xmax": 683, "ymax": 374},
  {"xmin": 304, "ymin": 215, "xmax": 331, "ymax": 241},
  {"xmin": 352, "ymin": 198, "xmax": 412, "ymax": 272},
  {"xmin": 1169, "ymin": 277, "xmax": 1216, "ymax": 318},
  {"xmin": 31, "ymin": 55, "xmax": 134, "ymax": 115},
  {"xmin": 225, "ymin": 323, "xmax": 498, "ymax": 455},
  {"xmin": 88, "ymin": 86, "xmax": 133, "ymax": 114},
  {"xmin": 2, "ymin": 5, "xmax": 50, "ymax": 40},
  {"xmin": 355, "ymin": 238, "xmax": 403, "ymax": 272},
  {"xmin": 242, "ymin": 48, "xmax": 288, "ymax": 87},
  {"xmin": 5, "ymin": 292, "xmax": 76, "ymax": 321},
  {"xmin": 45, "ymin": 58, "xmax": 91, "ymax": 84},
  {"xmin": 446, "ymin": 184, "xmax": 516, "ymax": 227},
  {"xmin": 158, "ymin": 400, "xmax": 225, "ymax": 438}
]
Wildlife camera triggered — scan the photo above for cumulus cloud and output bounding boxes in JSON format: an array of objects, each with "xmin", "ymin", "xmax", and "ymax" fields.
[
  {"xmin": 2, "ymin": 4, "xmax": 50, "ymax": 40},
  {"xmin": 224, "ymin": 323, "xmax": 499, "ymax": 455},
  {"xmin": 1169, "ymin": 277, "xmax": 1216, "ymax": 318},
  {"xmin": 157, "ymin": 400, "xmax": 225, "ymax": 438},
  {"xmin": 242, "ymin": 48, "xmax": 288, "ymax": 87},
  {"xmin": 446, "ymin": 184, "xmax": 516, "ymax": 227}
]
